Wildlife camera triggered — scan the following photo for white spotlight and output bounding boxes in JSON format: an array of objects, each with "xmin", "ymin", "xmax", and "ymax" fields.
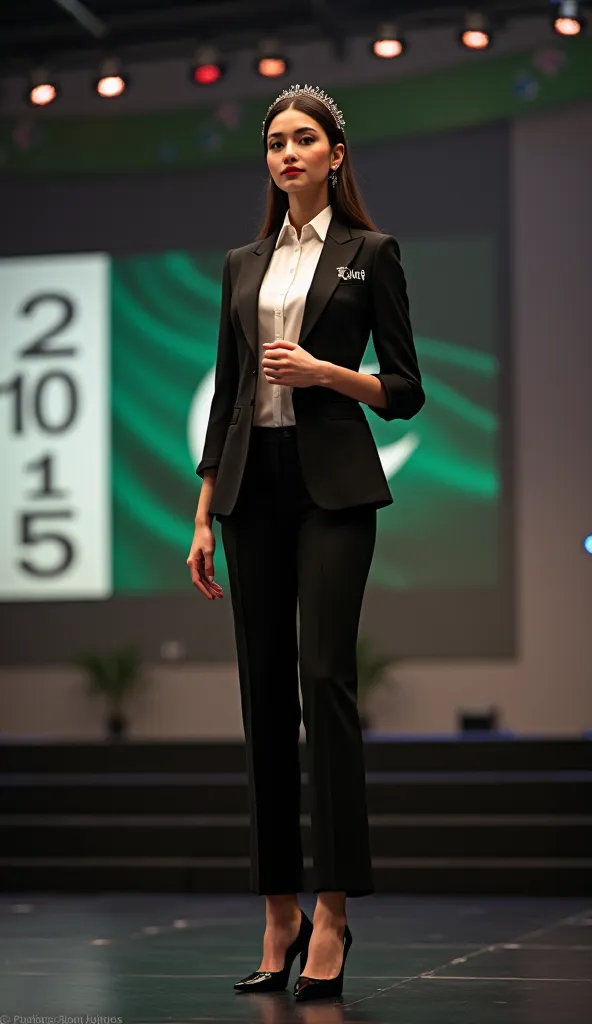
[
  {"xmin": 552, "ymin": 1, "xmax": 586, "ymax": 36},
  {"xmin": 95, "ymin": 58, "xmax": 128, "ymax": 99},
  {"xmin": 27, "ymin": 67, "xmax": 59, "ymax": 106},
  {"xmin": 459, "ymin": 12, "xmax": 493, "ymax": 50},
  {"xmin": 371, "ymin": 23, "xmax": 406, "ymax": 59}
]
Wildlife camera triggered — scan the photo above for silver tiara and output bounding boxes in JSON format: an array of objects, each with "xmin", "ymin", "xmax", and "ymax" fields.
[{"xmin": 261, "ymin": 83, "xmax": 346, "ymax": 139}]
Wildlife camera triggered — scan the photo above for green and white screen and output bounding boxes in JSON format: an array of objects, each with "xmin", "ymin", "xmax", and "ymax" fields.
[{"xmin": 0, "ymin": 239, "xmax": 497, "ymax": 597}]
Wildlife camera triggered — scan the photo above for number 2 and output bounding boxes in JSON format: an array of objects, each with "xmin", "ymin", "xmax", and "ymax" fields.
[{"xmin": 19, "ymin": 293, "xmax": 76, "ymax": 357}]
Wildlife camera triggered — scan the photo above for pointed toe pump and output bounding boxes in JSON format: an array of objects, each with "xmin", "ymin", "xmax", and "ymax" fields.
[
  {"xmin": 234, "ymin": 910, "xmax": 313, "ymax": 994},
  {"xmin": 293, "ymin": 924, "xmax": 353, "ymax": 1002}
]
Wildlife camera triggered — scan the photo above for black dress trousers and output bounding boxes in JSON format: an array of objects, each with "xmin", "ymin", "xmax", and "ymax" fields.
[{"xmin": 219, "ymin": 424, "xmax": 376, "ymax": 897}]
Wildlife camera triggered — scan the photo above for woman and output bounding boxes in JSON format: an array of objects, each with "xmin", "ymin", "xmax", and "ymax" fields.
[{"xmin": 187, "ymin": 84, "xmax": 425, "ymax": 1002}]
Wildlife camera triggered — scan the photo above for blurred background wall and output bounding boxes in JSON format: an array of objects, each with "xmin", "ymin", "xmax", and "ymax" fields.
[{"xmin": 0, "ymin": 4, "xmax": 591, "ymax": 739}]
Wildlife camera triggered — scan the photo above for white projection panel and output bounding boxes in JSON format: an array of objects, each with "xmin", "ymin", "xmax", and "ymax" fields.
[{"xmin": 0, "ymin": 254, "xmax": 112, "ymax": 601}]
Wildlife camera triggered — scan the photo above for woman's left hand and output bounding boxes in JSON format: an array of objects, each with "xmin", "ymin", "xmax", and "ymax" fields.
[{"xmin": 262, "ymin": 340, "xmax": 325, "ymax": 388}]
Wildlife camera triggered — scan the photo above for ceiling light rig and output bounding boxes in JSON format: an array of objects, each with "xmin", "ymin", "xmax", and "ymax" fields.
[{"xmin": 18, "ymin": 2, "xmax": 590, "ymax": 110}]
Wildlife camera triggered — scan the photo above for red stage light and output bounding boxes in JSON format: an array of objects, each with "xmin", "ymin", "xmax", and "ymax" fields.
[{"xmin": 193, "ymin": 63, "xmax": 222, "ymax": 85}]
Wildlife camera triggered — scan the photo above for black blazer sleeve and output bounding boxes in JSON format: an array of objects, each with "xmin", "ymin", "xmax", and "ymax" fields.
[
  {"xmin": 366, "ymin": 234, "xmax": 425, "ymax": 422},
  {"xmin": 195, "ymin": 248, "xmax": 238, "ymax": 478}
]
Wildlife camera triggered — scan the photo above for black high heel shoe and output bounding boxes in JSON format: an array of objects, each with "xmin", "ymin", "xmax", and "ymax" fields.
[
  {"xmin": 293, "ymin": 924, "xmax": 352, "ymax": 1001},
  {"xmin": 234, "ymin": 910, "xmax": 313, "ymax": 994}
]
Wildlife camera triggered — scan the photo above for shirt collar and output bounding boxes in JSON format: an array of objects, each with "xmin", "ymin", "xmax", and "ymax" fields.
[{"xmin": 275, "ymin": 204, "xmax": 333, "ymax": 249}]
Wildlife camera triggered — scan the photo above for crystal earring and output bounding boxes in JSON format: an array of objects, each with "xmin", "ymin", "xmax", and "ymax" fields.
[{"xmin": 330, "ymin": 169, "xmax": 338, "ymax": 188}]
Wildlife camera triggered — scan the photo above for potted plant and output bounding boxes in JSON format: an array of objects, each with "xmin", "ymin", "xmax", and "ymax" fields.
[
  {"xmin": 75, "ymin": 645, "xmax": 143, "ymax": 740},
  {"xmin": 356, "ymin": 633, "xmax": 400, "ymax": 732}
]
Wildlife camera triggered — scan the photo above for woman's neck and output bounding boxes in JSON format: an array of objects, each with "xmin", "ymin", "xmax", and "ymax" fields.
[{"xmin": 287, "ymin": 192, "xmax": 331, "ymax": 239}]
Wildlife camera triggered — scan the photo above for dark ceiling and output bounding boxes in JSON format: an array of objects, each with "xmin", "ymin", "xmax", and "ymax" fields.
[{"xmin": 0, "ymin": 1, "xmax": 580, "ymax": 72}]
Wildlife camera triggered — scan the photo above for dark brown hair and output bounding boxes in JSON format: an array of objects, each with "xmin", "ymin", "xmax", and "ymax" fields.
[{"xmin": 257, "ymin": 91, "xmax": 381, "ymax": 239}]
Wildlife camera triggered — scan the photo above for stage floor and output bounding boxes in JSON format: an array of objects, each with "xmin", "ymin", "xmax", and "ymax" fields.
[{"xmin": 1, "ymin": 894, "xmax": 591, "ymax": 1023}]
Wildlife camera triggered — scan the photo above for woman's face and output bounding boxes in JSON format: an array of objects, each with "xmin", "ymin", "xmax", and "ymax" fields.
[{"xmin": 266, "ymin": 105, "xmax": 344, "ymax": 193}]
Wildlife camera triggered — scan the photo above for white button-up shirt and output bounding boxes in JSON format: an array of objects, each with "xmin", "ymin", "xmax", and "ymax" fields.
[{"xmin": 253, "ymin": 203, "xmax": 333, "ymax": 427}]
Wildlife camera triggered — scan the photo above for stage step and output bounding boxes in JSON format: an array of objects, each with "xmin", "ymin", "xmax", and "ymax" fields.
[
  {"xmin": 1, "ymin": 737, "xmax": 591, "ymax": 773},
  {"xmin": 1, "ymin": 771, "xmax": 591, "ymax": 815},
  {"xmin": 1, "ymin": 738, "xmax": 591, "ymax": 895}
]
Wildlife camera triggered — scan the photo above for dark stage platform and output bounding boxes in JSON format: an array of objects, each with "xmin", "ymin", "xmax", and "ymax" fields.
[{"xmin": 1, "ymin": 894, "xmax": 591, "ymax": 1023}]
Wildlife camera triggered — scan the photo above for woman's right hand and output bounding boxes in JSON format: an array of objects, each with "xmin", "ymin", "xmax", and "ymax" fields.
[{"xmin": 186, "ymin": 521, "xmax": 224, "ymax": 600}]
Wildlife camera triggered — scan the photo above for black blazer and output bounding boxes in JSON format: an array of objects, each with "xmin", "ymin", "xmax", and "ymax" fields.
[{"xmin": 196, "ymin": 211, "xmax": 425, "ymax": 518}]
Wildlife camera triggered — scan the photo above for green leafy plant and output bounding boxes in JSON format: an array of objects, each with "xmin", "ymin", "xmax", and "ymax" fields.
[
  {"xmin": 74, "ymin": 645, "xmax": 143, "ymax": 738},
  {"xmin": 356, "ymin": 633, "xmax": 400, "ymax": 730}
]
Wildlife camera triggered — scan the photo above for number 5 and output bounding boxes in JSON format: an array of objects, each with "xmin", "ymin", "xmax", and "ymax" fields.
[{"xmin": 18, "ymin": 511, "xmax": 75, "ymax": 577}]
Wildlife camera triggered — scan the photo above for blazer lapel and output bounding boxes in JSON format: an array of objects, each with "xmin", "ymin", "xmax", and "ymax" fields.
[
  {"xmin": 236, "ymin": 212, "xmax": 364, "ymax": 358},
  {"xmin": 298, "ymin": 216, "xmax": 363, "ymax": 351},
  {"xmin": 236, "ymin": 233, "xmax": 278, "ymax": 358}
]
